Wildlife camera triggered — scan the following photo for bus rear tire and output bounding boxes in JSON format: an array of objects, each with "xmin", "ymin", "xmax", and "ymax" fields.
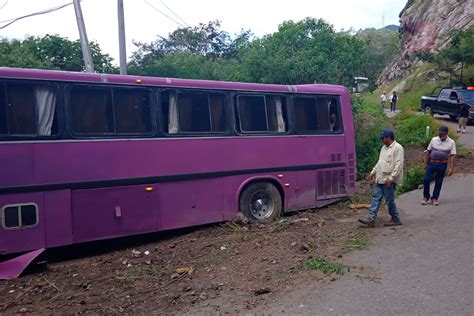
[{"xmin": 239, "ymin": 182, "xmax": 282, "ymax": 222}]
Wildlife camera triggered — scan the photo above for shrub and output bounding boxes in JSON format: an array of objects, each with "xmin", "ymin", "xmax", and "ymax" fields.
[
  {"xmin": 353, "ymin": 101, "xmax": 387, "ymax": 179},
  {"xmin": 395, "ymin": 114, "xmax": 438, "ymax": 147},
  {"xmin": 397, "ymin": 164, "xmax": 425, "ymax": 194}
]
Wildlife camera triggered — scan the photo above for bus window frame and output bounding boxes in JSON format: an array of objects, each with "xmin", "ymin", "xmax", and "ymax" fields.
[
  {"xmin": 234, "ymin": 92, "xmax": 291, "ymax": 136},
  {"xmin": 291, "ymin": 94, "xmax": 344, "ymax": 136},
  {"xmin": 159, "ymin": 88, "xmax": 232, "ymax": 137},
  {"xmin": 0, "ymin": 79, "xmax": 63, "ymax": 141},
  {"xmin": 66, "ymin": 83, "xmax": 157, "ymax": 139}
]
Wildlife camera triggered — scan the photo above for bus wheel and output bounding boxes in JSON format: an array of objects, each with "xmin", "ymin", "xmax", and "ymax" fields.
[{"xmin": 240, "ymin": 182, "xmax": 282, "ymax": 221}]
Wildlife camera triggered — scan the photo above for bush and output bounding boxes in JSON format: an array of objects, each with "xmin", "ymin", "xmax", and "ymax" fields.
[
  {"xmin": 395, "ymin": 114, "xmax": 438, "ymax": 147},
  {"xmin": 353, "ymin": 101, "xmax": 387, "ymax": 179},
  {"xmin": 397, "ymin": 164, "xmax": 425, "ymax": 194}
]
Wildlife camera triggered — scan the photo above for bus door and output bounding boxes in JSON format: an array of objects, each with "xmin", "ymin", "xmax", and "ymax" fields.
[{"xmin": 71, "ymin": 184, "xmax": 159, "ymax": 243}]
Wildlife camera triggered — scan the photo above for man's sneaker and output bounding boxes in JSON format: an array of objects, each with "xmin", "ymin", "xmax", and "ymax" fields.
[
  {"xmin": 358, "ymin": 217, "xmax": 375, "ymax": 228},
  {"xmin": 421, "ymin": 198, "xmax": 429, "ymax": 205},
  {"xmin": 462, "ymin": 129, "xmax": 466, "ymax": 133},
  {"xmin": 384, "ymin": 219, "xmax": 402, "ymax": 226},
  {"xmin": 457, "ymin": 129, "xmax": 461, "ymax": 133},
  {"xmin": 432, "ymin": 198, "xmax": 439, "ymax": 206}
]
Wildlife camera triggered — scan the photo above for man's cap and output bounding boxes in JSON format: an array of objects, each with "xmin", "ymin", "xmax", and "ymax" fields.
[
  {"xmin": 380, "ymin": 128, "xmax": 395, "ymax": 139},
  {"xmin": 438, "ymin": 126, "xmax": 449, "ymax": 134}
]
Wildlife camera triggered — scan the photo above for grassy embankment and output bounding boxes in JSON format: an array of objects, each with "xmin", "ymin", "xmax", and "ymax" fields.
[{"xmin": 353, "ymin": 66, "xmax": 464, "ymax": 194}]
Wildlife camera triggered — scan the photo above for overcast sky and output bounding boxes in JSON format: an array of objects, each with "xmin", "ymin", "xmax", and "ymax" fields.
[{"xmin": 0, "ymin": 0, "xmax": 407, "ymax": 64}]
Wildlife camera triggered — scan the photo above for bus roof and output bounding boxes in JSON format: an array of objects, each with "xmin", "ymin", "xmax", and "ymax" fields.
[{"xmin": 0, "ymin": 67, "xmax": 348, "ymax": 95}]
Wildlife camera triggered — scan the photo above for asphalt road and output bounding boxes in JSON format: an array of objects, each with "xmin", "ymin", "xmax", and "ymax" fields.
[{"xmin": 260, "ymin": 174, "xmax": 474, "ymax": 315}]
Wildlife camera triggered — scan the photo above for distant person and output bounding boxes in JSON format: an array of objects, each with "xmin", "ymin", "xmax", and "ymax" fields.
[
  {"xmin": 457, "ymin": 99, "xmax": 469, "ymax": 133},
  {"xmin": 390, "ymin": 91, "xmax": 398, "ymax": 112},
  {"xmin": 380, "ymin": 91, "xmax": 387, "ymax": 109},
  {"xmin": 359, "ymin": 129, "xmax": 404, "ymax": 227},
  {"xmin": 329, "ymin": 113, "xmax": 337, "ymax": 131},
  {"xmin": 422, "ymin": 126, "xmax": 456, "ymax": 206}
]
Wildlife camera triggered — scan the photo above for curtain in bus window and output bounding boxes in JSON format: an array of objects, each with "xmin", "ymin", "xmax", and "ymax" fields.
[
  {"xmin": 168, "ymin": 92, "xmax": 178, "ymax": 134},
  {"xmin": 71, "ymin": 87, "xmax": 113, "ymax": 134},
  {"xmin": 6, "ymin": 84, "xmax": 36, "ymax": 135},
  {"xmin": 266, "ymin": 96, "xmax": 286, "ymax": 132},
  {"xmin": 0, "ymin": 83, "xmax": 6, "ymax": 134},
  {"xmin": 316, "ymin": 97, "xmax": 331, "ymax": 131},
  {"xmin": 238, "ymin": 95, "xmax": 267, "ymax": 132},
  {"xmin": 36, "ymin": 86, "xmax": 56, "ymax": 136},
  {"xmin": 329, "ymin": 98, "xmax": 341, "ymax": 132},
  {"xmin": 209, "ymin": 94, "xmax": 226, "ymax": 132},
  {"xmin": 114, "ymin": 89, "xmax": 151, "ymax": 134}
]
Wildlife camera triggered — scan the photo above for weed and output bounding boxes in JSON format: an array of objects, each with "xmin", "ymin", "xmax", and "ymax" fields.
[
  {"xmin": 343, "ymin": 234, "xmax": 369, "ymax": 252},
  {"xmin": 122, "ymin": 265, "xmax": 159, "ymax": 279},
  {"xmin": 224, "ymin": 221, "xmax": 243, "ymax": 232},
  {"xmin": 397, "ymin": 164, "xmax": 425, "ymax": 194},
  {"xmin": 305, "ymin": 257, "xmax": 345, "ymax": 275}
]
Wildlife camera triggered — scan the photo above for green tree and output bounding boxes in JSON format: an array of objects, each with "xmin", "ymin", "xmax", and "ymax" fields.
[
  {"xmin": 356, "ymin": 28, "xmax": 399, "ymax": 88},
  {"xmin": 0, "ymin": 34, "xmax": 117, "ymax": 73},
  {"xmin": 237, "ymin": 18, "xmax": 366, "ymax": 86}
]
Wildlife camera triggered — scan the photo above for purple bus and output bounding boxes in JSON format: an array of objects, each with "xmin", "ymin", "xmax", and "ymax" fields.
[{"xmin": 0, "ymin": 67, "xmax": 356, "ymax": 275}]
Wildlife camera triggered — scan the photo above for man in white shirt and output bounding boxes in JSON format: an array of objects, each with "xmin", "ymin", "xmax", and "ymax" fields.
[
  {"xmin": 422, "ymin": 126, "xmax": 456, "ymax": 205},
  {"xmin": 359, "ymin": 129, "xmax": 404, "ymax": 227},
  {"xmin": 380, "ymin": 91, "xmax": 387, "ymax": 109}
]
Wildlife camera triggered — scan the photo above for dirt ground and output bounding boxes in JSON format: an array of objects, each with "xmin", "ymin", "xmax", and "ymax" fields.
[
  {"xmin": 1, "ymin": 151, "xmax": 472, "ymax": 315},
  {"xmin": 0, "ymin": 193, "xmax": 382, "ymax": 315}
]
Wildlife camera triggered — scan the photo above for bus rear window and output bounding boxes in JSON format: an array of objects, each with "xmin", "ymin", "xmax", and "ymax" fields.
[
  {"xmin": 237, "ymin": 95, "xmax": 287, "ymax": 133},
  {"xmin": 294, "ymin": 96, "xmax": 342, "ymax": 133},
  {"xmin": 0, "ymin": 82, "xmax": 58, "ymax": 137}
]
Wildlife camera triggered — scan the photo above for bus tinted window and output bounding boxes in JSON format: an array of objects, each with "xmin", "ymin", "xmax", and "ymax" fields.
[
  {"xmin": 70, "ymin": 86, "xmax": 153, "ymax": 136},
  {"xmin": 294, "ymin": 96, "xmax": 342, "ymax": 133},
  {"xmin": 0, "ymin": 82, "xmax": 58, "ymax": 137},
  {"xmin": 71, "ymin": 87, "xmax": 113, "ymax": 134},
  {"xmin": 237, "ymin": 95, "xmax": 287, "ymax": 133},
  {"xmin": 114, "ymin": 89, "xmax": 152, "ymax": 134},
  {"xmin": 162, "ymin": 91, "xmax": 226, "ymax": 134},
  {"xmin": 294, "ymin": 97, "xmax": 317, "ymax": 131}
]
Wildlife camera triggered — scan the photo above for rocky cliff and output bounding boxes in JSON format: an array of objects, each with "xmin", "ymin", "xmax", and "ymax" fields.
[{"xmin": 378, "ymin": 0, "xmax": 474, "ymax": 84}]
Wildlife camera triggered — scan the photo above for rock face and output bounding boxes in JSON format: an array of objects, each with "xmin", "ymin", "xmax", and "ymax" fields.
[{"xmin": 378, "ymin": 0, "xmax": 474, "ymax": 85}]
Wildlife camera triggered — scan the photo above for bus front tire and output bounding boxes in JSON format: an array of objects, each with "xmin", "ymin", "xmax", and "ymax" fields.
[{"xmin": 239, "ymin": 182, "xmax": 282, "ymax": 222}]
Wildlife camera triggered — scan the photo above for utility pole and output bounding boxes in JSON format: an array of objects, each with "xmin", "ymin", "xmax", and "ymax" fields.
[
  {"xmin": 73, "ymin": 0, "xmax": 94, "ymax": 72},
  {"xmin": 117, "ymin": 0, "xmax": 127, "ymax": 75}
]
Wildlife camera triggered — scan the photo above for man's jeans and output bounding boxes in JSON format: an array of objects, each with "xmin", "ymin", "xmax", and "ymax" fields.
[
  {"xmin": 423, "ymin": 162, "xmax": 448, "ymax": 200},
  {"xmin": 369, "ymin": 183, "xmax": 400, "ymax": 221}
]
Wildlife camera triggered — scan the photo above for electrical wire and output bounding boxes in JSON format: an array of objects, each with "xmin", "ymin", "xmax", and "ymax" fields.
[
  {"xmin": 159, "ymin": 0, "xmax": 190, "ymax": 27},
  {"xmin": 143, "ymin": 0, "xmax": 185, "ymax": 28},
  {"xmin": 0, "ymin": 2, "xmax": 73, "ymax": 29},
  {"xmin": 0, "ymin": 0, "xmax": 8, "ymax": 10}
]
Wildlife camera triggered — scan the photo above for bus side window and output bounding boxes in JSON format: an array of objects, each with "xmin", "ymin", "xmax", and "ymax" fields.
[
  {"xmin": 162, "ymin": 91, "xmax": 226, "ymax": 134},
  {"xmin": 237, "ymin": 94, "xmax": 287, "ymax": 133},
  {"xmin": 114, "ymin": 89, "xmax": 152, "ymax": 134},
  {"xmin": 70, "ymin": 87, "xmax": 113, "ymax": 135},
  {"xmin": 0, "ymin": 82, "xmax": 58, "ymax": 137},
  {"xmin": 294, "ymin": 97, "xmax": 318, "ymax": 131}
]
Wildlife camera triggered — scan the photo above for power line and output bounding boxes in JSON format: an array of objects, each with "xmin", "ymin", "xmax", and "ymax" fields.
[
  {"xmin": 143, "ymin": 0, "xmax": 185, "ymax": 28},
  {"xmin": 159, "ymin": 0, "xmax": 190, "ymax": 27},
  {"xmin": 0, "ymin": 0, "xmax": 8, "ymax": 10},
  {"xmin": 0, "ymin": 2, "xmax": 73, "ymax": 29}
]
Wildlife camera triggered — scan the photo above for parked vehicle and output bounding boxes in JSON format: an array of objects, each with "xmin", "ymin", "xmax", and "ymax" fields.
[
  {"xmin": 420, "ymin": 86, "xmax": 474, "ymax": 122},
  {"xmin": 0, "ymin": 67, "xmax": 356, "ymax": 264}
]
